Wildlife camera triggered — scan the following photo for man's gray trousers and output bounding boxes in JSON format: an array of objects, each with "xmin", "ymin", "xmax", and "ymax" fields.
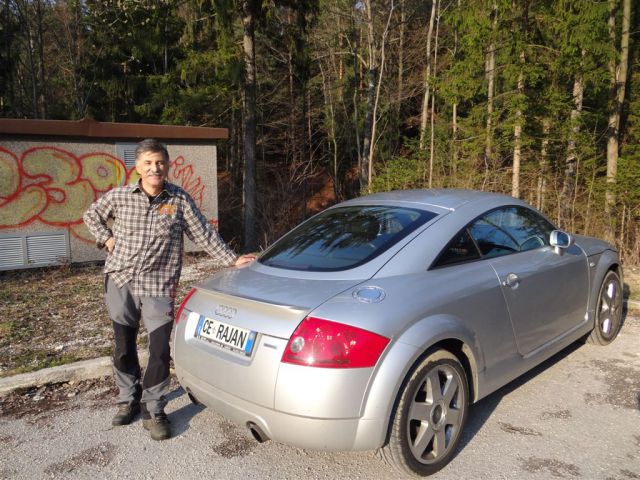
[{"xmin": 105, "ymin": 275, "xmax": 174, "ymax": 417}]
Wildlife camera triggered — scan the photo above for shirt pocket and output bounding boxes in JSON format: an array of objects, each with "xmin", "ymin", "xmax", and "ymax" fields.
[{"xmin": 156, "ymin": 214, "xmax": 182, "ymax": 239}]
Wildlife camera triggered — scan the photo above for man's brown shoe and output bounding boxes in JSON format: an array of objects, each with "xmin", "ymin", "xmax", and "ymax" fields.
[
  {"xmin": 112, "ymin": 403, "xmax": 140, "ymax": 426},
  {"xmin": 142, "ymin": 412, "xmax": 171, "ymax": 441}
]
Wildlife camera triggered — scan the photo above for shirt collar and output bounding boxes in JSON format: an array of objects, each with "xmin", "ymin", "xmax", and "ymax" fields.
[{"xmin": 130, "ymin": 180, "xmax": 175, "ymax": 198}]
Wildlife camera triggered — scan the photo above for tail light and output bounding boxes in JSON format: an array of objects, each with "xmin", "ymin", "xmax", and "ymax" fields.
[
  {"xmin": 175, "ymin": 288, "xmax": 197, "ymax": 324},
  {"xmin": 282, "ymin": 316, "xmax": 389, "ymax": 368}
]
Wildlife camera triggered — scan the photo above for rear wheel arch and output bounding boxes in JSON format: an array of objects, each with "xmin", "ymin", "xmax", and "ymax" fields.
[
  {"xmin": 382, "ymin": 338, "xmax": 477, "ymax": 444},
  {"xmin": 378, "ymin": 342, "xmax": 472, "ymax": 476},
  {"xmin": 430, "ymin": 339, "xmax": 477, "ymax": 403},
  {"xmin": 391, "ymin": 316, "xmax": 483, "ymax": 405}
]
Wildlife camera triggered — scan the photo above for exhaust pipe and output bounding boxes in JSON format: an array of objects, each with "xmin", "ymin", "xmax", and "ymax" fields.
[{"xmin": 246, "ymin": 422, "xmax": 270, "ymax": 443}]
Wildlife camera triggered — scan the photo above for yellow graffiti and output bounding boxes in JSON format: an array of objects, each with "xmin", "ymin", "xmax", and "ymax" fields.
[
  {"xmin": 0, "ymin": 147, "xmax": 126, "ymax": 236},
  {"xmin": 0, "ymin": 186, "xmax": 48, "ymax": 227},
  {"xmin": 0, "ymin": 149, "xmax": 21, "ymax": 199},
  {"xmin": 81, "ymin": 153, "xmax": 128, "ymax": 192},
  {"xmin": 0, "ymin": 146, "xmax": 208, "ymax": 243}
]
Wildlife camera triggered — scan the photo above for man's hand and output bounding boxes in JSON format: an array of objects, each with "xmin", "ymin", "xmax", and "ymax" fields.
[
  {"xmin": 234, "ymin": 254, "xmax": 257, "ymax": 267},
  {"xmin": 105, "ymin": 237, "xmax": 115, "ymax": 253}
]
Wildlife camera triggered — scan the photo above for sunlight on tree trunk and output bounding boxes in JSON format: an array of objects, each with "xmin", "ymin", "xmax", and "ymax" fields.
[
  {"xmin": 561, "ymin": 58, "xmax": 585, "ymax": 230},
  {"xmin": 605, "ymin": 0, "xmax": 631, "ymax": 244},
  {"xmin": 242, "ymin": 0, "xmax": 258, "ymax": 252},
  {"xmin": 419, "ymin": 0, "xmax": 437, "ymax": 153},
  {"xmin": 483, "ymin": 3, "xmax": 497, "ymax": 190}
]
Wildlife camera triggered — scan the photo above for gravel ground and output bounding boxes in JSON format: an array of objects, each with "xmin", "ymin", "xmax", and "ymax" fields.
[{"xmin": 0, "ymin": 314, "xmax": 638, "ymax": 480}]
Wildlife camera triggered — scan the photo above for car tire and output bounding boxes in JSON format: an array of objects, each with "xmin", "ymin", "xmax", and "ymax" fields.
[
  {"xmin": 587, "ymin": 270, "xmax": 623, "ymax": 345},
  {"xmin": 379, "ymin": 349, "xmax": 469, "ymax": 477}
]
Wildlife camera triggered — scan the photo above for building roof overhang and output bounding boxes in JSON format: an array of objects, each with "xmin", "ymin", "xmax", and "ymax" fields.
[{"xmin": 0, "ymin": 117, "xmax": 228, "ymax": 140}]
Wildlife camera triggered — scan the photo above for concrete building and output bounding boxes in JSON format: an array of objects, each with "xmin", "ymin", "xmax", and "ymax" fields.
[{"xmin": 0, "ymin": 118, "xmax": 228, "ymax": 270}]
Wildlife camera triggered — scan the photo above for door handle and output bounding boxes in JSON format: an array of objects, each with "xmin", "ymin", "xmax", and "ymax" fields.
[{"xmin": 502, "ymin": 273, "xmax": 520, "ymax": 289}]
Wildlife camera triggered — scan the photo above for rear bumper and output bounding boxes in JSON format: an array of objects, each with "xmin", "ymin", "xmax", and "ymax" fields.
[{"xmin": 176, "ymin": 366, "xmax": 388, "ymax": 451}]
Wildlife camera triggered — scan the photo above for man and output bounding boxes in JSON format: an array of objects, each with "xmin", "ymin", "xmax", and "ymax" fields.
[{"xmin": 83, "ymin": 139, "xmax": 255, "ymax": 441}]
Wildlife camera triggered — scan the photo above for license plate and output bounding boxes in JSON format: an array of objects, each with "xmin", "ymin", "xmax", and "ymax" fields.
[{"xmin": 195, "ymin": 314, "xmax": 256, "ymax": 356}]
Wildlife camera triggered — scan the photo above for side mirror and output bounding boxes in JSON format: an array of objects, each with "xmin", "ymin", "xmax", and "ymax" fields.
[{"xmin": 549, "ymin": 230, "xmax": 574, "ymax": 255}]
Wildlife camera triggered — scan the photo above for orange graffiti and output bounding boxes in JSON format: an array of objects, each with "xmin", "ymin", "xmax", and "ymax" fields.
[
  {"xmin": 0, "ymin": 146, "xmax": 208, "ymax": 243},
  {"xmin": 170, "ymin": 156, "xmax": 205, "ymax": 208}
]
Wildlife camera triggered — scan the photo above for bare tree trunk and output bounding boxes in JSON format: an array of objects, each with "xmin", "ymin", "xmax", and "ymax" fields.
[
  {"xmin": 338, "ymin": 15, "xmax": 344, "ymax": 90},
  {"xmin": 361, "ymin": 0, "xmax": 395, "ymax": 192},
  {"xmin": 307, "ymin": 88, "xmax": 312, "ymax": 162},
  {"xmin": 396, "ymin": 1, "xmax": 405, "ymax": 148},
  {"xmin": 452, "ymin": 102, "xmax": 458, "ymax": 181},
  {"xmin": 229, "ymin": 103, "xmax": 237, "ymax": 177},
  {"xmin": 605, "ymin": 0, "xmax": 631, "ymax": 243},
  {"xmin": 242, "ymin": 0, "xmax": 258, "ymax": 252},
  {"xmin": 451, "ymin": 0, "xmax": 460, "ymax": 183},
  {"xmin": 15, "ymin": 0, "xmax": 39, "ymax": 118},
  {"xmin": 288, "ymin": 49, "xmax": 296, "ymax": 165},
  {"xmin": 419, "ymin": 0, "xmax": 437, "ymax": 151},
  {"xmin": 483, "ymin": 3, "xmax": 497, "ymax": 190},
  {"xmin": 287, "ymin": 9, "xmax": 297, "ymax": 167},
  {"xmin": 361, "ymin": 65, "xmax": 376, "ymax": 191},
  {"xmin": 368, "ymin": 1, "xmax": 395, "ymax": 188},
  {"xmin": 512, "ymin": 52, "xmax": 525, "ymax": 198},
  {"xmin": 560, "ymin": 62, "xmax": 585, "ymax": 230},
  {"xmin": 319, "ymin": 60, "xmax": 340, "ymax": 200},
  {"xmin": 537, "ymin": 118, "xmax": 550, "ymax": 210},
  {"xmin": 360, "ymin": 0, "xmax": 376, "ymax": 191},
  {"xmin": 428, "ymin": 0, "xmax": 440, "ymax": 188},
  {"xmin": 353, "ymin": 13, "xmax": 362, "ymax": 190},
  {"xmin": 35, "ymin": 0, "xmax": 46, "ymax": 118},
  {"xmin": 619, "ymin": 203, "xmax": 626, "ymax": 262}
]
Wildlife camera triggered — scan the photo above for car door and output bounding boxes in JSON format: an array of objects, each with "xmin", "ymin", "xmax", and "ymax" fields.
[{"xmin": 468, "ymin": 207, "xmax": 589, "ymax": 357}]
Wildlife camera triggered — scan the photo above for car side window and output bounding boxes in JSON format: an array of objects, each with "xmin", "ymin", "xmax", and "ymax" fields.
[
  {"xmin": 484, "ymin": 207, "xmax": 555, "ymax": 252},
  {"xmin": 468, "ymin": 219, "xmax": 518, "ymax": 258},
  {"xmin": 470, "ymin": 206, "xmax": 556, "ymax": 259},
  {"xmin": 433, "ymin": 229, "xmax": 481, "ymax": 267}
]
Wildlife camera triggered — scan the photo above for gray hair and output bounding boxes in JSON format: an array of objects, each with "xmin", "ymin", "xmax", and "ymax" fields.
[{"xmin": 135, "ymin": 138, "xmax": 169, "ymax": 163}]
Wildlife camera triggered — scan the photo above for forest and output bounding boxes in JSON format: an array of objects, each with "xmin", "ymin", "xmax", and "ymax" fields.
[{"xmin": 1, "ymin": 0, "xmax": 638, "ymax": 263}]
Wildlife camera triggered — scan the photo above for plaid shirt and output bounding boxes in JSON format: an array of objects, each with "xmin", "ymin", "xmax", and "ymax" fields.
[{"xmin": 83, "ymin": 181, "xmax": 237, "ymax": 298}]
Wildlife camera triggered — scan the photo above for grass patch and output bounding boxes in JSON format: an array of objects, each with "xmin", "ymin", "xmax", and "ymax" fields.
[
  {"xmin": 625, "ymin": 267, "xmax": 639, "ymax": 302},
  {"xmin": 2, "ymin": 347, "xmax": 114, "ymax": 377},
  {"xmin": 0, "ymin": 254, "xmax": 222, "ymax": 378}
]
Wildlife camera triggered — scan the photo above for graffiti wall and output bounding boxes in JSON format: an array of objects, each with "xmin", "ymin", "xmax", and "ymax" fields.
[{"xmin": 0, "ymin": 141, "xmax": 218, "ymax": 265}]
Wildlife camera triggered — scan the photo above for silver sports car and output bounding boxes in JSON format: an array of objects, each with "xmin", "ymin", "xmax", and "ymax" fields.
[{"xmin": 173, "ymin": 189, "xmax": 623, "ymax": 476}]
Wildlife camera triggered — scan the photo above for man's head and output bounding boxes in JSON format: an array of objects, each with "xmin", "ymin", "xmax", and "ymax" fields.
[{"xmin": 135, "ymin": 139, "xmax": 169, "ymax": 196}]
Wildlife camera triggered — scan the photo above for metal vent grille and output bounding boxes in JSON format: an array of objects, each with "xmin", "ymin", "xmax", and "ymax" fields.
[
  {"xmin": 0, "ymin": 236, "xmax": 25, "ymax": 269},
  {"xmin": 26, "ymin": 233, "xmax": 69, "ymax": 266},
  {"xmin": 116, "ymin": 143, "xmax": 138, "ymax": 168},
  {"xmin": 0, "ymin": 231, "xmax": 70, "ymax": 270}
]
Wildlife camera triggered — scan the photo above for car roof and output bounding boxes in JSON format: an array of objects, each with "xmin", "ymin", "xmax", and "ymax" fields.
[{"xmin": 339, "ymin": 189, "xmax": 525, "ymax": 213}]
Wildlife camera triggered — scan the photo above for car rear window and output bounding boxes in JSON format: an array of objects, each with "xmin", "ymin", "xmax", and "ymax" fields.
[{"xmin": 259, "ymin": 205, "xmax": 437, "ymax": 271}]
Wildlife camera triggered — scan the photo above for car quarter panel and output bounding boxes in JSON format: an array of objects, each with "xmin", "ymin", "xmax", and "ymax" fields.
[{"xmin": 310, "ymin": 259, "xmax": 517, "ymax": 407}]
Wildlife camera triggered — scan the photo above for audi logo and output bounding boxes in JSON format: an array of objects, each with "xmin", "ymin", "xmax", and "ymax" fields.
[{"xmin": 215, "ymin": 304, "xmax": 237, "ymax": 319}]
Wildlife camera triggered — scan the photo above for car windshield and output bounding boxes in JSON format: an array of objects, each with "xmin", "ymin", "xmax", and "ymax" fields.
[{"xmin": 259, "ymin": 205, "xmax": 437, "ymax": 271}]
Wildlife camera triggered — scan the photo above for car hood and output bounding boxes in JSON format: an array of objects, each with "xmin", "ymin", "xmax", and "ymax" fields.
[{"xmin": 574, "ymin": 234, "xmax": 615, "ymax": 256}]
